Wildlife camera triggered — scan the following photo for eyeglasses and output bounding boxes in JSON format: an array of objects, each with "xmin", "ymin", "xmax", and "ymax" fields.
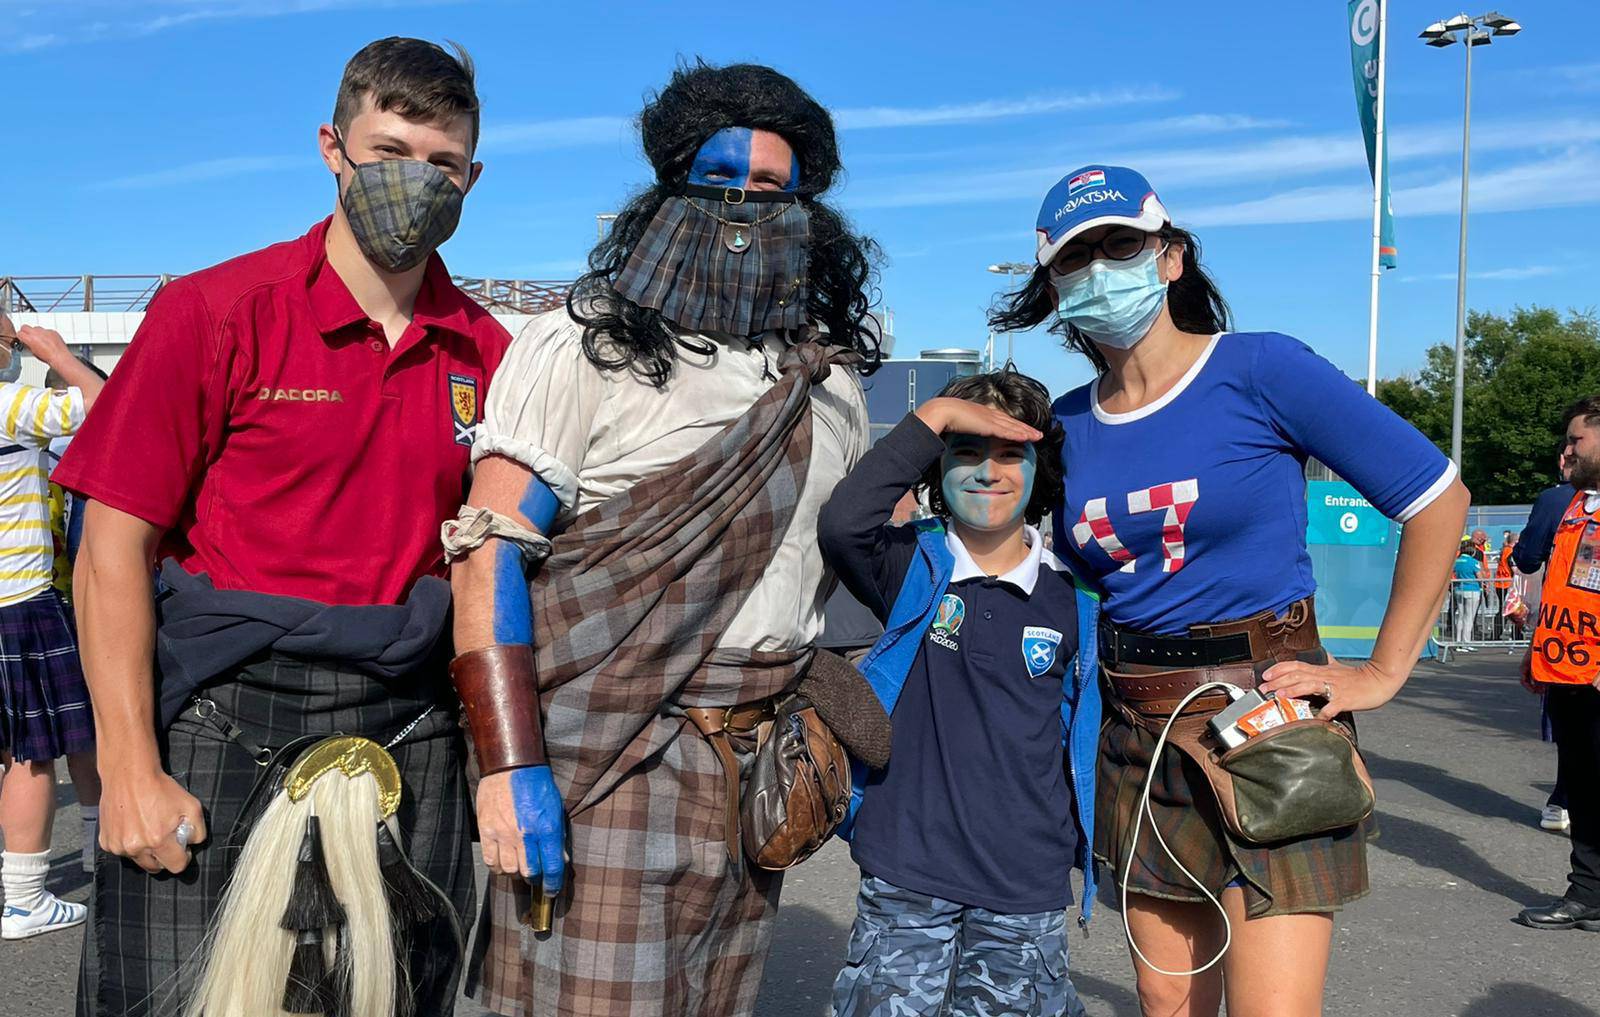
[{"xmin": 1051, "ymin": 226, "xmax": 1158, "ymax": 276}]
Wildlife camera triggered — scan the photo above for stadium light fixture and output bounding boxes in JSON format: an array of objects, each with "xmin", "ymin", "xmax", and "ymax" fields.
[
  {"xmin": 1422, "ymin": 9, "xmax": 1524, "ymax": 468},
  {"xmin": 983, "ymin": 262, "xmax": 1034, "ymax": 367}
]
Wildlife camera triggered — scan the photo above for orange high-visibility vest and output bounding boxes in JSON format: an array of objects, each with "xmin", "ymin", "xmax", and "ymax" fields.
[{"xmin": 1532, "ymin": 492, "xmax": 1600, "ymax": 685}]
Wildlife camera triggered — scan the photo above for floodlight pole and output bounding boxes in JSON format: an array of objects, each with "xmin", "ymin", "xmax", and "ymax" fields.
[
  {"xmin": 1449, "ymin": 27, "xmax": 1473, "ymax": 469},
  {"xmin": 1423, "ymin": 11, "xmax": 1520, "ymax": 467}
]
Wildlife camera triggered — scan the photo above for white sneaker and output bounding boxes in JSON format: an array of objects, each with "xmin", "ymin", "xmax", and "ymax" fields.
[
  {"xmin": 1541, "ymin": 805, "xmax": 1571, "ymax": 832},
  {"xmin": 1, "ymin": 892, "xmax": 87, "ymax": 940}
]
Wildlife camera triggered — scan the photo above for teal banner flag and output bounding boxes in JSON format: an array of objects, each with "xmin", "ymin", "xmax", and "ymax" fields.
[{"xmin": 1348, "ymin": 0, "xmax": 1396, "ymax": 268}]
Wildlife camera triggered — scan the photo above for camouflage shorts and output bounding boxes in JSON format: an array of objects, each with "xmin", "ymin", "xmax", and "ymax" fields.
[{"xmin": 830, "ymin": 876, "xmax": 1089, "ymax": 1017}]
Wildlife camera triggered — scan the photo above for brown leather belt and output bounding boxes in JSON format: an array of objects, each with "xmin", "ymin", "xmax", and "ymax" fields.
[
  {"xmin": 683, "ymin": 697, "xmax": 782, "ymax": 863},
  {"xmin": 1105, "ymin": 598, "xmax": 1320, "ymax": 716}
]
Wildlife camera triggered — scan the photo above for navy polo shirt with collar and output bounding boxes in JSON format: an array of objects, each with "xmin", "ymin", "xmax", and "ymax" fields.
[{"xmin": 850, "ymin": 525, "xmax": 1081, "ymax": 915}]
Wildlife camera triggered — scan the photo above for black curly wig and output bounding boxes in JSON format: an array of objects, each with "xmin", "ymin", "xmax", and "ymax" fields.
[{"xmin": 568, "ymin": 59, "xmax": 883, "ymax": 387}]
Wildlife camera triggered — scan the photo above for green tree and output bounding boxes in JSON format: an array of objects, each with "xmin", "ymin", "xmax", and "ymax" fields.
[{"xmin": 1375, "ymin": 306, "xmax": 1600, "ymax": 504}]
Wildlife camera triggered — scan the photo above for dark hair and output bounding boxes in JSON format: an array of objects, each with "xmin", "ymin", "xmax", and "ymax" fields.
[
  {"xmin": 1562, "ymin": 394, "xmax": 1600, "ymax": 431},
  {"xmin": 987, "ymin": 225, "xmax": 1232, "ymax": 374},
  {"xmin": 568, "ymin": 59, "xmax": 882, "ymax": 388},
  {"xmin": 916, "ymin": 367, "xmax": 1065, "ymax": 526},
  {"xmin": 45, "ymin": 357, "xmax": 107, "ymax": 390},
  {"xmin": 333, "ymin": 38, "xmax": 480, "ymax": 150}
]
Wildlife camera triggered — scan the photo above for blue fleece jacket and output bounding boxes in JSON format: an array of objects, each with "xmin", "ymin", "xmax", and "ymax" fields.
[{"xmin": 818, "ymin": 415, "xmax": 1102, "ymax": 925}]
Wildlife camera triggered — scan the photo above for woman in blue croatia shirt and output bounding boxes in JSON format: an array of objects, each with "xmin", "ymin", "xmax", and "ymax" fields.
[{"xmin": 990, "ymin": 165, "xmax": 1470, "ymax": 1017}]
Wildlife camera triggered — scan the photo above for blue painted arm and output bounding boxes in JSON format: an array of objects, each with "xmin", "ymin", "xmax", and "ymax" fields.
[{"xmin": 493, "ymin": 476, "xmax": 566, "ymax": 894}]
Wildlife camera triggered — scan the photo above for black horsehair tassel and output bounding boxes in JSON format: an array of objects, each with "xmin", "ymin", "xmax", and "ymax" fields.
[
  {"xmin": 281, "ymin": 815, "xmax": 347, "ymax": 932},
  {"xmin": 376, "ymin": 821, "xmax": 440, "ymax": 928},
  {"xmin": 282, "ymin": 928, "xmax": 335, "ymax": 1014}
]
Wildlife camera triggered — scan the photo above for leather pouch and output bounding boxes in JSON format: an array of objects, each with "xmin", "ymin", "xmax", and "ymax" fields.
[
  {"xmin": 739, "ymin": 694, "xmax": 851, "ymax": 871},
  {"xmin": 1188, "ymin": 718, "xmax": 1375, "ymax": 844}
]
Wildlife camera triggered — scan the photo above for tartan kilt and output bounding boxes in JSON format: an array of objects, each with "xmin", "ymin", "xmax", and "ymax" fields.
[
  {"xmin": 1094, "ymin": 649, "xmax": 1372, "ymax": 919},
  {"xmin": 0, "ymin": 588, "xmax": 94, "ymax": 763},
  {"xmin": 75, "ymin": 652, "xmax": 476, "ymax": 1017},
  {"xmin": 467, "ymin": 713, "xmax": 782, "ymax": 1017}
]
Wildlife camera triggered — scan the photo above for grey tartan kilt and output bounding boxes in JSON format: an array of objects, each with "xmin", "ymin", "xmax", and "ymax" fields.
[{"xmin": 76, "ymin": 651, "xmax": 476, "ymax": 1017}]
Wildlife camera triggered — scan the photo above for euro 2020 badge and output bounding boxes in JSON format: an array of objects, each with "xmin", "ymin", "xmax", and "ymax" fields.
[
  {"xmin": 929, "ymin": 594, "xmax": 965, "ymax": 651},
  {"xmin": 1022, "ymin": 625, "xmax": 1064, "ymax": 678}
]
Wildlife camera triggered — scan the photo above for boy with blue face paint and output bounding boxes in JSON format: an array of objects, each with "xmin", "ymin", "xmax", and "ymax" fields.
[{"xmin": 818, "ymin": 368, "xmax": 1100, "ymax": 1017}]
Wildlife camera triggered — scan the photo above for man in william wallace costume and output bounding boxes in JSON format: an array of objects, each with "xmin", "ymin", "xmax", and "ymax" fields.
[{"xmin": 447, "ymin": 61, "xmax": 879, "ymax": 1017}]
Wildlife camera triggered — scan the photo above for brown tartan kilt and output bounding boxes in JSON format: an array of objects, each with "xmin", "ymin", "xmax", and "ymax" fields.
[
  {"xmin": 466, "ymin": 714, "xmax": 783, "ymax": 1017},
  {"xmin": 1094, "ymin": 651, "xmax": 1373, "ymax": 919}
]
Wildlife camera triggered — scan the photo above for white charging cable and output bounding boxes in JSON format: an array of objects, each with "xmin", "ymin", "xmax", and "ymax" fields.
[{"xmin": 1121, "ymin": 681, "xmax": 1246, "ymax": 977}]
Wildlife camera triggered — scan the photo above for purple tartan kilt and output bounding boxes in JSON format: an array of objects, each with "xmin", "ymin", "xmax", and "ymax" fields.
[{"xmin": 0, "ymin": 588, "xmax": 94, "ymax": 762}]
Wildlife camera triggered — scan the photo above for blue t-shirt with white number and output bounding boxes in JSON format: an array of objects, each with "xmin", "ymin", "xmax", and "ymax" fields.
[{"xmin": 1052, "ymin": 332, "xmax": 1454, "ymax": 636}]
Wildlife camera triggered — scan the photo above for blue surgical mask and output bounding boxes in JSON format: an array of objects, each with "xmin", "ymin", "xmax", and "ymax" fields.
[
  {"xmin": 1052, "ymin": 244, "xmax": 1169, "ymax": 350},
  {"xmin": 0, "ymin": 347, "xmax": 21, "ymax": 384}
]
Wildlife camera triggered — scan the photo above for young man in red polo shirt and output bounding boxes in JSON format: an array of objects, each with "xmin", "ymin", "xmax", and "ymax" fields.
[{"xmin": 54, "ymin": 38, "xmax": 509, "ymax": 1017}]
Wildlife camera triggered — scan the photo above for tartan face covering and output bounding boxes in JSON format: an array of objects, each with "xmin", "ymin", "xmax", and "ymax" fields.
[
  {"xmin": 613, "ymin": 188, "xmax": 811, "ymax": 337},
  {"xmin": 336, "ymin": 132, "xmax": 464, "ymax": 274}
]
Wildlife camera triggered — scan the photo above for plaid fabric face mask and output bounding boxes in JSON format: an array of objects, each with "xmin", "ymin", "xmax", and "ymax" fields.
[
  {"xmin": 336, "ymin": 133, "xmax": 465, "ymax": 274},
  {"xmin": 614, "ymin": 186, "xmax": 810, "ymax": 337}
]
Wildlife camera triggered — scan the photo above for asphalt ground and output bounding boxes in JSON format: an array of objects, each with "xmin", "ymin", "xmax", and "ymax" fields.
[{"xmin": 4, "ymin": 651, "xmax": 1597, "ymax": 1017}]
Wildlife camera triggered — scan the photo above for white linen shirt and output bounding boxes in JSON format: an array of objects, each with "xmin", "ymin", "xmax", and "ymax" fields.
[{"xmin": 473, "ymin": 309, "xmax": 869, "ymax": 653}]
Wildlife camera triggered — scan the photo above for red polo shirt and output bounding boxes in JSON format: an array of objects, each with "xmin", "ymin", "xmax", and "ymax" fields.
[{"xmin": 54, "ymin": 218, "xmax": 511, "ymax": 606}]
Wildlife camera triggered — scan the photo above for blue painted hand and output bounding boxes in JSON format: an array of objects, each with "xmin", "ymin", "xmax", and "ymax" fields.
[{"xmin": 509, "ymin": 764, "xmax": 566, "ymax": 895}]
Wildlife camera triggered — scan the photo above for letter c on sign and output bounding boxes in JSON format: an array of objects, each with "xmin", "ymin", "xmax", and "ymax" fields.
[{"xmin": 1351, "ymin": 0, "xmax": 1377, "ymax": 45}]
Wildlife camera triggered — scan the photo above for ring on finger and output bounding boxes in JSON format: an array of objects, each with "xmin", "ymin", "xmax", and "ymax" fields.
[{"xmin": 1322, "ymin": 681, "xmax": 1333, "ymax": 700}]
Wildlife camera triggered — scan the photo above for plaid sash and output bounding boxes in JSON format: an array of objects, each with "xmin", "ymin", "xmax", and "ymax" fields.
[
  {"xmin": 613, "ymin": 196, "xmax": 810, "ymax": 337},
  {"xmin": 531, "ymin": 339, "xmax": 858, "ymax": 817}
]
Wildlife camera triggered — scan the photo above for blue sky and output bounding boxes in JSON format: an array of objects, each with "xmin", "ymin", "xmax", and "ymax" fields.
[{"xmin": 6, "ymin": 0, "xmax": 1597, "ymax": 397}]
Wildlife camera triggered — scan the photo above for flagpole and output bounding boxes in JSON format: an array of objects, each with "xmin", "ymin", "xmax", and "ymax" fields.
[{"xmin": 1365, "ymin": 0, "xmax": 1388, "ymax": 395}]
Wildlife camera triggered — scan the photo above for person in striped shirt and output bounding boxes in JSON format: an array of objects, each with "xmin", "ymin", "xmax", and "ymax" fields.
[{"xmin": 0, "ymin": 315, "xmax": 106, "ymax": 941}]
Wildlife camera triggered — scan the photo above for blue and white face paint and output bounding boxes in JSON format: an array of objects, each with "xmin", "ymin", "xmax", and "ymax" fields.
[
  {"xmin": 614, "ymin": 126, "xmax": 812, "ymax": 337},
  {"xmin": 688, "ymin": 127, "xmax": 801, "ymax": 192},
  {"xmin": 940, "ymin": 434, "xmax": 1037, "ymax": 532}
]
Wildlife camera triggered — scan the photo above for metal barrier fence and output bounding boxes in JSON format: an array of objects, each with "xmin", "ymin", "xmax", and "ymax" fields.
[{"xmin": 1435, "ymin": 557, "xmax": 1537, "ymax": 661}]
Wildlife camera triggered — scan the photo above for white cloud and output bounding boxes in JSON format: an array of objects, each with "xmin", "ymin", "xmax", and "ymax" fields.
[
  {"xmin": 5, "ymin": 0, "xmax": 466, "ymax": 51},
  {"xmin": 1184, "ymin": 147, "xmax": 1600, "ymax": 227},
  {"xmin": 1136, "ymin": 113, "xmax": 1292, "ymax": 134},
  {"xmin": 846, "ymin": 111, "xmax": 1285, "ymax": 168},
  {"xmin": 478, "ymin": 117, "xmax": 631, "ymax": 154},
  {"xmin": 845, "ymin": 133, "xmax": 1373, "ymax": 210},
  {"xmin": 481, "ymin": 89, "xmax": 1186, "ymax": 158},
  {"xmin": 90, "ymin": 155, "xmax": 302, "ymax": 191},
  {"xmin": 832, "ymin": 88, "xmax": 1179, "ymax": 130},
  {"xmin": 841, "ymin": 115, "xmax": 1600, "ymax": 212},
  {"xmin": 1397, "ymin": 265, "xmax": 1564, "ymax": 284},
  {"xmin": 1517, "ymin": 62, "xmax": 1600, "ymax": 95},
  {"xmin": 8, "ymin": 32, "xmax": 57, "ymax": 50}
]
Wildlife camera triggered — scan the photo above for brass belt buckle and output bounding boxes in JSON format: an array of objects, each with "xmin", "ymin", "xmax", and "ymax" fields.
[{"xmin": 722, "ymin": 186, "xmax": 746, "ymax": 205}]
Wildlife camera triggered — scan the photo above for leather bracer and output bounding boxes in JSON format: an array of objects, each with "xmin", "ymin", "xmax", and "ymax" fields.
[{"xmin": 449, "ymin": 643, "xmax": 547, "ymax": 774}]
